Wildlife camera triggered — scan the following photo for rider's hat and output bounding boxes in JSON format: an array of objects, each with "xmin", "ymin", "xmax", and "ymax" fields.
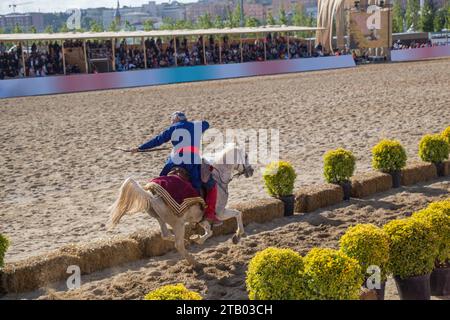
[{"xmin": 170, "ymin": 111, "xmax": 187, "ymax": 122}]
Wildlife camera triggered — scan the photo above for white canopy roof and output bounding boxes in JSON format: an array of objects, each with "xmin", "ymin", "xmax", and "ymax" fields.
[{"xmin": 0, "ymin": 26, "xmax": 323, "ymax": 42}]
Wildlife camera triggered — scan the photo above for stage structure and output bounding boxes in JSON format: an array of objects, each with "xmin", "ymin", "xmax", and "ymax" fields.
[{"xmin": 316, "ymin": 0, "xmax": 393, "ymax": 55}]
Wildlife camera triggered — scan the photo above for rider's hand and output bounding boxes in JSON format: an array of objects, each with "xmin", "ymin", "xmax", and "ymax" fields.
[{"xmin": 130, "ymin": 147, "xmax": 140, "ymax": 154}]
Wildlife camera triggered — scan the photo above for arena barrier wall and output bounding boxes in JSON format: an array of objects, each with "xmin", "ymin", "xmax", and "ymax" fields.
[
  {"xmin": 1, "ymin": 160, "xmax": 448, "ymax": 294},
  {"xmin": 391, "ymin": 45, "xmax": 450, "ymax": 62},
  {"xmin": 0, "ymin": 55, "xmax": 356, "ymax": 99}
]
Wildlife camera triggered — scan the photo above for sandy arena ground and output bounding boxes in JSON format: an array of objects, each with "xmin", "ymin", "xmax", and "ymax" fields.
[
  {"xmin": 3, "ymin": 179, "xmax": 449, "ymax": 300},
  {"xmin": 0, "ymin": 58, "xmax": 450, "ymax": 263}
]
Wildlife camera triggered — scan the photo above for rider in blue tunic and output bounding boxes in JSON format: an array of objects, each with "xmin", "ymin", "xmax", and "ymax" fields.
[{"xmin": 132, "ymin": 112, "xmax": 208, "ymax": 194}]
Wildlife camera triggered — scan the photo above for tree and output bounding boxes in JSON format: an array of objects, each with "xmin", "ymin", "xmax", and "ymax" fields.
[
  {"xmin": 420, "ymin": 0, "xmax": 435, "ymax": 32},
  {"xmin": 44, "ymin": 25, "xmax": 54, "ymax": 34},
  {"xmin": 245, "ymin": 16, "xmax": 260, "ymax": 27},
  {"xmin": 143, "ymin": 19, "xmax": 154, "ymax": 31},
  {"xmin": 175, "ymin": 19, "xmax": 194, "ymax": 30},
  {"xmin": 433, "ymin": 7, "xmax": 446, "ymax": 31},
  {"xmin": 124, "ymin": 20, "xmax": 136, "ymax": 31},
  {"xmin": 447, "ymin": 4, "xmax": 450, "ymax": 29},
  {"xmin": 214, "ymin": 15, "xmax": 224, "ymax": 29},
  {"xmin": 90, "ymin": 20, "xmax": 104, "ymax": 32},
  {"xmin": 266, "ymin": 12, "xmax": 276, "ymax": 25},
  {"xmin": 405, "ymin": 0, "xmax": 420, "ymax": 31},
  {"xmin": 59, "ymin": 23, "xmax": 69, "ymax": 33},
  {"xmin": 197, "ymin": 13, "xmax": 213, "ymax": 29},
  {"xmin": 0, "ymin": 28, "xmax": 4, "ymax": 34},
  {"xmin": 108, "ymin": 20, "xmax": 120, "ymax": 32},
  {"xmin": 160, "ymin": 17, "xmax": 175, "ymax": 30},
  {"xmin": 12, "ymin": 23, "xmax": 23, "ymax": 33},
  {"xmin": 292, "ymin": 4, "xmax": 307, "ymax": 26},
  {"xmin": 230, "ymin": 4, "xmax": 243, "ymax": 28},
  {"xmin": 279, "ymin": 6, "xmax": 288, "ymax": 25},
  {"xmin": 392, "ymin": 0, "xmax": 404, "ymax": 33}
]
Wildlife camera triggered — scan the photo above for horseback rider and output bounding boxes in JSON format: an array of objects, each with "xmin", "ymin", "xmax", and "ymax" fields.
[{"xmin": 131, "ymin": 111, "xmax": 221, "ymax": 225}]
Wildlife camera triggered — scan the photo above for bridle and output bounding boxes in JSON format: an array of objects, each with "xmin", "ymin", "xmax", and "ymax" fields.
[{"xmin": 212, "ymin": 152, "xmax": 253, "ymax": 196}]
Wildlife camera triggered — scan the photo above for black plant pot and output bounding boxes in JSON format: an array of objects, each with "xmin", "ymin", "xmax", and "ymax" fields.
[
  {"xmin": 394, "ymin": 274, "xmax": 431, "ymax": 300},
  {"xmin": 339, "ymin": 181, "xmax": 352, "ymax": 201},
  {"xmin": 279, "ymin": 195, "xmax": 295, "ymax": 217},
  {"xmin": 435, "ymin": 162, "xmax": 445, "ymax": 177},
  {"xmin": 430, "ymin": 267, "xmax": 450, "ymax": 296},
  {"xmin": 389, "ymin": 170, "xmax": 402, "ymax": 188}
]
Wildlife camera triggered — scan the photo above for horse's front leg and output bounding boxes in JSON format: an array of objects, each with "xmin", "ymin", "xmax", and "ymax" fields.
[
  {"xmin": 173, "ymin": 222, "xmax": 197, "ymax": 265},
  {"xmin": 190, "ymin": 220, "xmax": 213, "ymax": 245},
  {"xmin": 220, "ymin": 208, "xmax": 246, "ymax": 244}
]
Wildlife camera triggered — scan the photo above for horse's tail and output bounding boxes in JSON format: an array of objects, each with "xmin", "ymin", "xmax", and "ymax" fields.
[{"xmin": 109, "ymin": 177, "xmax": 153, "ymax": 229}]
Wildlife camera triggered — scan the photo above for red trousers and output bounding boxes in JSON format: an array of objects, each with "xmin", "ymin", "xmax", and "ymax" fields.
[{"xmin": 204, "ymin": 184, "xmax": 218, "ymax": 220}]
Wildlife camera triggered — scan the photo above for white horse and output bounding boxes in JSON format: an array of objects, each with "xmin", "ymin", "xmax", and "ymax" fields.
[{"xmin": 109, "ymin": 144, "xmax": 254, "ymax": 265}]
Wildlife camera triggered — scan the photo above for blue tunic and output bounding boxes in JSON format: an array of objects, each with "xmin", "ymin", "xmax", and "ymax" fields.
[{"xmin": 138, "ymin": 120, "xmax": 209, "ymax": 192}]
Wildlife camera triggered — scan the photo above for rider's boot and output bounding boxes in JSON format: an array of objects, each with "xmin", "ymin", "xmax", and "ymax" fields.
[{"xmin": 204, "ymin": 183, "xmax": 222, "ymax": 227}]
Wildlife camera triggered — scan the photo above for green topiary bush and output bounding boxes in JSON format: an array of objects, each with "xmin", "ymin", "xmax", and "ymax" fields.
[
  {"xmin": 144, "ymin": 284, "xmax": 202, "ymax": 300},
  {"xmin": 303, "ymin": 248, "xmax": 363, "ymax": 300},
  {"xmin": 418, "ymin": 134, "xmax": 449, "ymax": 164},
  {"xmin": 0, "ymin": 233, "xmax": 9, "ymax": 268},
  {"xmin": 323, "ymin": 148, "xmax": 356, "ymax": 184},
  {"xmin": 441, "ymin": 126, "xmax": 450, "ymax": 146},
  {"xmin": 246, "ymin": 247, "xmax": 306, "ymax": 300},
  {"xmin": 339, "ymin": 224, "xmax": 390, "ymax": 281},
  {"xmin": 383, "ymin": 218, "xmax": 439, "ymax": 279},
  {"xmin": 262, "ymin": 161, "xmax": 297, "ymax": 197},
  {"xmin": 371, "ymin": 139, "xmax": 407, "ymax": 172}
]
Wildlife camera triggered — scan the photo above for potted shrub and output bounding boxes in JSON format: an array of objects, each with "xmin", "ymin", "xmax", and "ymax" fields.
[
  {"xmin": 372, "ymin": 139, "xmax": 407, "ymax": 188},
  {"xmin": 323, "ymin": 148, "xmax": 356, "ymax": 201},
  {"xmin": 303, "ymin": 248, "xmax": 363, "ymax": 300},
  {"xmin": 441, "ymin": 126, "xmax": 450, "ymax": 146},
  {"xmin": 144, "ymin": 283, "xmax": 202, "ymax": 300},
  {"xmin": 412, "ymin": 201, "xmax": 450, "ymax": 296},
  {"xmin": 246, "ymin": 247, "xmax": 306, "ymax": 300},
  {"xmin": 262, "ymin": 160, "xmax": 297, "ymax": 216},
  {"xmin": 339, "ymin": 224, "xmax": 390, "ymax": 300},
  {"xmin": 383, "ymin": 218, "xmax": 439, "ymax": 300},
  {"xmin": 0, "ymin": 233, "xmax": 9, "ymax": 269},
  {"xmin": 419, "ymin": 134, "xmax": 449, "ymax": 177}
]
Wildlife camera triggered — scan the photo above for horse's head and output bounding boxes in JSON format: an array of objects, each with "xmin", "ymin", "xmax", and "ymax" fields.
[{"xmin": 215, "ymin": 143, "xmax": 254, "ymax": 179}]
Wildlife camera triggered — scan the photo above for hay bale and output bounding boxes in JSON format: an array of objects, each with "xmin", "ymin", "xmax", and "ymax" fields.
[
  {"xmin": 63, "ymin": 238, "xmax": 143, "ymax": 274},
  {"xmin": 401, "ymin": 161, "xmax": 437, "ymax": 186},
  {"xmin": 351, "ymin": 172, "xmax": 392, "ymax": 198},
  {"xmin": 295, "ymin": 184, "xmax": 344, "ymax": 213},
  {"xmin": 443, "ymin": 160, "xmax": 450, "ymax": 176},
  {"xmin": 1, "ymin": 251, "xmax": 80, "ymax": 294},
  {"xmin": 130, "ymin": 230, "xmax": 174, "ymax": 258}
]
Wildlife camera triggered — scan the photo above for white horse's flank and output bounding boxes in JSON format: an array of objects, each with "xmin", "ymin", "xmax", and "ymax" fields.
[{"xmin": 109, "ymin": 144, "xmax": 254, "ymax": 265}]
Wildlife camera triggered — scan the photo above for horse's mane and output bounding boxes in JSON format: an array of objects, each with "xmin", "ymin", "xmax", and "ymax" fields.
[{"xmin": 213, "ymin": 143, "xmax": 244, "ymax": 165}]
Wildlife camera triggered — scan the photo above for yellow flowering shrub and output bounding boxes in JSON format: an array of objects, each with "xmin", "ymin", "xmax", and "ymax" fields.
[
  {"xmin": 412, "ymin": 203, "xmax": 450, "ymax": 265},
  {"xmin": 144, "ymin": 284, "xmax": 202, "ymax": 300},
  {"xmin": 371, "ymin": 139, "xmax": 407, "ymax": 172},
  {"xmin": 418, "ymin": 134, "xmax": 449, "ymax": 163},
  {"xmin": 441, "ymin": 126, "xmax": 450, "ymax": 145},
  {"xmin": 427, "ymin": 199, "xmax": 450, "ymax": 217},
  {"xmin": 323, "ymin": 148, "xmax": 356, "ymax": 183},
  {"xmin": 383, "ymin": 218, "xmax": 439, "ymax": 279},
  {"xmin": 339, "ymin": 224, "xmax": 390, "ymax": 281},
  {"xmin": 0, "ymin": 233, "xmax": 9, "ymax": 268},
  {"xmin": 303, "ymin": 248, "xmax": 363, "ymax": 300},
  {"xmin": 262, "ymin": 161, "xmax": 297, "ymax": 197},
  {"xmin": 246, "ymin": 247, "xmax": 306, "ymax": 300}
]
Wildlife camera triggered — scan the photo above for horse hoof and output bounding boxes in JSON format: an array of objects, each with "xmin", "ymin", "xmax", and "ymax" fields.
[
  {"xmin": 189, "ymin": 234, "xmax": 201, "ymax": 241},
  {"xmin": 232, "ymin": 234, "xmax": 240, "ymax": 244}
]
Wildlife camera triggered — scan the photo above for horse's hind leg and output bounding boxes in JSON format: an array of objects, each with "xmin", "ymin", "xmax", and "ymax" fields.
[
  {"xmin": 173, "ymin": 222, "xmax": 197, "ymax": 265},
  {"xmin": 155, "ymin": 215, "xmax": 175, "ymax": 242},
  {"xmin": 190, "ymin": 220, "xmax": 213, "ymax": 245}
]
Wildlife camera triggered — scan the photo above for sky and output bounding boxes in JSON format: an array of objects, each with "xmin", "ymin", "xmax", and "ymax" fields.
[{"xmin": 0, "ymin": 0, "xmax": 197, "ymax": 15}]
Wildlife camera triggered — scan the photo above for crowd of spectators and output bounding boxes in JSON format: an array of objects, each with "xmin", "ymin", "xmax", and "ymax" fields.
[
  {"xmin": 1, "ymin": 33, "xmax": 342, "ymax": 79},
  {"xmin": 391, "ymin": 39, "xmax": 449, "ymax": 50}
]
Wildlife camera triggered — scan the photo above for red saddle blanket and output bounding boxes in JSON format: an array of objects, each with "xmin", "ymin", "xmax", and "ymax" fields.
[{"xmin": 150, "ymin": 175, "xmax": 200, "ymax": 205}]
